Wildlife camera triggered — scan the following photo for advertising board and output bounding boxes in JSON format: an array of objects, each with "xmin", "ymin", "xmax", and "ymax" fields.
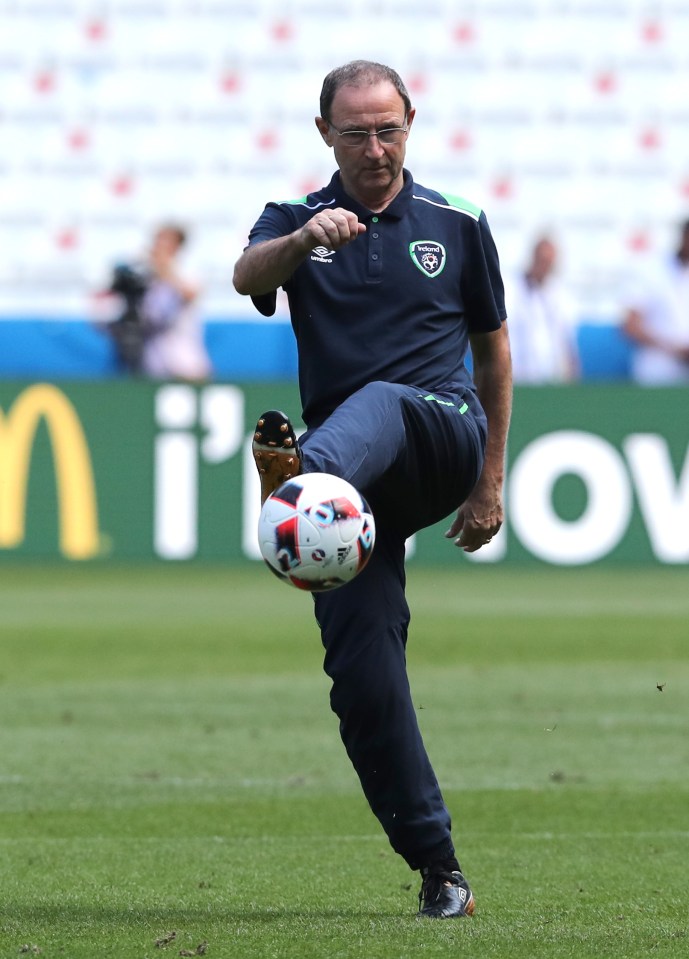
[{"xmin": 1, "ymin": 382, "xmax": 686, "ymax": 566}]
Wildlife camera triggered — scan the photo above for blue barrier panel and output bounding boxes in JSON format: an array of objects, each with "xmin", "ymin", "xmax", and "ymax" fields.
[
  {"xmin": 1, "ymin": 317, "xmax": 628, "ymax": 383},
  {"xmin": 0, "ymin": 319, "xmax": 299, "ymax": 380},
  {"xmin": 576, "ymin": 322, "xmax": 633, "ymax": 380}
]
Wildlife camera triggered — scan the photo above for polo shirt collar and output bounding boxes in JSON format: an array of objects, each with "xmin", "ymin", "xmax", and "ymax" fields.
[{"xmin": 328, "ymin": 168, "xmax": 414, "ymax": 221}]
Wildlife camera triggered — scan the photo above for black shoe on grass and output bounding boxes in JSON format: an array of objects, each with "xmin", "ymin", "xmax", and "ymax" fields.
[{"xmin": 417, "ymin": 865, "xmax": 475, "ymax": 919}]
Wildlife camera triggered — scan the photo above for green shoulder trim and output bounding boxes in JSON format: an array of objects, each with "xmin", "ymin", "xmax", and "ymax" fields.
[
  {"xmin": 437, "ymin": 192, "xmax": 482, "ymax": 219},
  {"xmin": 279, "ymin": 196, "xmax": 309, "ymax": 205}
]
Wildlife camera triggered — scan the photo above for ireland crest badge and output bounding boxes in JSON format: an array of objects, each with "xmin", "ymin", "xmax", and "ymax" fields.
[{"xmin": 409, "ymin": 240, "xmax": 446, "ymax": 277}]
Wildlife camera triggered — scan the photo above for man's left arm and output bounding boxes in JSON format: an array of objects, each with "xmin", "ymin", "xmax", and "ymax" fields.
[{"xmin": 446, "ymin": 322, "xmax": 512, "ymax": 552}]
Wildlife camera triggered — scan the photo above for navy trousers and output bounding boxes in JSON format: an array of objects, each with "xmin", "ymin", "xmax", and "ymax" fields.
[{"xmin": 299, "ymin": 381, "xmax": 486, "ymax": 869}]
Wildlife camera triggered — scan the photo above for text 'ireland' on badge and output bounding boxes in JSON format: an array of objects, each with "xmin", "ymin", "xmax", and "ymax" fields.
[{"xmin": 409, "ymin": 240, "xmax": 447, "ymax": 277}]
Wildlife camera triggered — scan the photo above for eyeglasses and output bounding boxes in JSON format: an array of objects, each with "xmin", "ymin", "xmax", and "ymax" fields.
[{"xmin": 329, "ymin": 124, "xmax": 409, "ymax": 147}]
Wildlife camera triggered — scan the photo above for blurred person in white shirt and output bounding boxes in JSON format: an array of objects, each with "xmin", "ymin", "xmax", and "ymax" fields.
[
  {"xmin": 505, "ymin": 236, "xmax": 579, "ymax": 384},
  {"xmin": 622, "ymin": 220, "xmax": 689, "ymax": 385}
]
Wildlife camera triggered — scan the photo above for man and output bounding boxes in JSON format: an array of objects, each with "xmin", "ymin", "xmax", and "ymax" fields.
[
  {"xmin": 95, "ymin": 224, "xmax": 212, "ymax": 381},
  {"xmin": 139, "ymin": 224, "xmax": 213, "ymax": 381},
  {"xmin": 233, "ymin": 60, "xmax": 511, "ymax": 919},
  {"xmin": 622, "ymin": 219, "xmax": 689, "ymax": 384},
  {"xmin": 505, "ymin": 235, "xmax": 579, "ymax": 383}
]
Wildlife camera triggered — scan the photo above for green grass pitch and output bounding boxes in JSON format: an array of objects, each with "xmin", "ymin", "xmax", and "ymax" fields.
[{"xmin": 1, "ymin": 563, "xmax": 688, "ymax": 958}]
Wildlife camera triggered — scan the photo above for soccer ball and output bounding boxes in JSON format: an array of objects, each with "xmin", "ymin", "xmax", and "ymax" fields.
[{"xmin": 258, "ymin": 472, "xmax": 376, "ymax": 592}]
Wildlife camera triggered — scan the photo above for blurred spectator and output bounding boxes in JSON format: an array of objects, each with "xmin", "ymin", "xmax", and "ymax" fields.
[
  {"xmin": 504, "ymin": 236, "xmax": 579, "ymax": 383},
  {"xmin": 621, "ymin": 220, "xmax": 689, "ymax": 385},
  {"xmin": 92, "ymin": 224, "xmax": 212, "ymax": 381}
]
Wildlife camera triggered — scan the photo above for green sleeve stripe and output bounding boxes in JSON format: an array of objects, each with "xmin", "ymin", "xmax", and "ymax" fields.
[{"xmin": 437, "ymin": 192, "xmax": 483, "ymax": 219}]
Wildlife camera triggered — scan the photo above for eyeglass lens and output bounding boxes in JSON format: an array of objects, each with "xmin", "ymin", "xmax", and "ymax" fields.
[{"xmin": 338, "ymin": 128, "xmax": 407, "ymax": 145}]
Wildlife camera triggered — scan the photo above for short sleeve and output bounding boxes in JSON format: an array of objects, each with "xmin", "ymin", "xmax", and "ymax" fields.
[
  {"xmin": 460, "ymin": 212, "xmax": 507, "ymax": 333},
  {"xmin": 244, "ymin": 203, "xmax": 297, "ymax": 316}
]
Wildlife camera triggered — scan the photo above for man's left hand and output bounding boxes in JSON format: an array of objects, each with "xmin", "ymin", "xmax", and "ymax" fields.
[{"xmin": 445, "ymin": 481, "xmax": 503, "ymax": 552}]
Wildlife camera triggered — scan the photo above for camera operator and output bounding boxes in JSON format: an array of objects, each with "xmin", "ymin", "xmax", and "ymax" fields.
[{"xmin": 94, "ymin": 224, "xmax": 212, "ymax": 381}]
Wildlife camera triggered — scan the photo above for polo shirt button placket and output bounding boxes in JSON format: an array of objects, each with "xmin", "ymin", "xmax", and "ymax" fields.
[{"xmin": 367, "ymin": 216, "xmax": 383, "ymax": 281}]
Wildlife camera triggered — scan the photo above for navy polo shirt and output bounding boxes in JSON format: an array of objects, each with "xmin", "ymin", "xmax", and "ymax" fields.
[{"xmin": 248, "ymin": 169, "xmax": 506, "ymax": 428}]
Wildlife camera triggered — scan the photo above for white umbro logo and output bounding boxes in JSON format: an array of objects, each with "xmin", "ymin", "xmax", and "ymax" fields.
[{"xmin": 310, "ymin": 246, "xmax": 336, "ymax": 263}]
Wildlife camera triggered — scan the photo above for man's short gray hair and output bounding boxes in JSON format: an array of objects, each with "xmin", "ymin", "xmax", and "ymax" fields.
[{"xmin": 319, "ymin": 60, "xmax": 412, "ymax": 122}]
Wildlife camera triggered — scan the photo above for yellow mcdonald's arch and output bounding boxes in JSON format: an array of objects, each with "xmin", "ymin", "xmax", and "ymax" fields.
[{"xmin": 0, "ymin": 384, "xmax": 100, "ymax": 559}]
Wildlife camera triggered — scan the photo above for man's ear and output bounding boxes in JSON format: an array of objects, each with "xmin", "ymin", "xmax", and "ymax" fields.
[{"xmin": 315, "ymin": 116, "xmax": 333, "ymax": 146}]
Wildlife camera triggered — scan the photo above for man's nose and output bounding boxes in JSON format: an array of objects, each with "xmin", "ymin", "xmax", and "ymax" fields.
[{"xmin": 364, "ymin": 134, "xmax": 386, "ymax": 157}]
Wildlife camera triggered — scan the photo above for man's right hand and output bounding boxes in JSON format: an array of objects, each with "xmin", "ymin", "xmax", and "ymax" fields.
[
  {"xmin": 299, "ymin": 207, "xmax": 366, "ymax": 253},
  {"xmin": 234, "ymin": 208, "xmax": 366, "ymax": 298}
]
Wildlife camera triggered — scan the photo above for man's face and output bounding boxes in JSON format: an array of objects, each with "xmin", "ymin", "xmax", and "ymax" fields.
[
  {"xmin": 532, "ymin": 240, "xmax": 557, "ymax": 280},
  {"xmin": 316, "ymin": 80, "xmax": 414, "ymax": 202},
  {"xmin": 151, "ymin": 228, "xmax": 181, "ymax": 261}
]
